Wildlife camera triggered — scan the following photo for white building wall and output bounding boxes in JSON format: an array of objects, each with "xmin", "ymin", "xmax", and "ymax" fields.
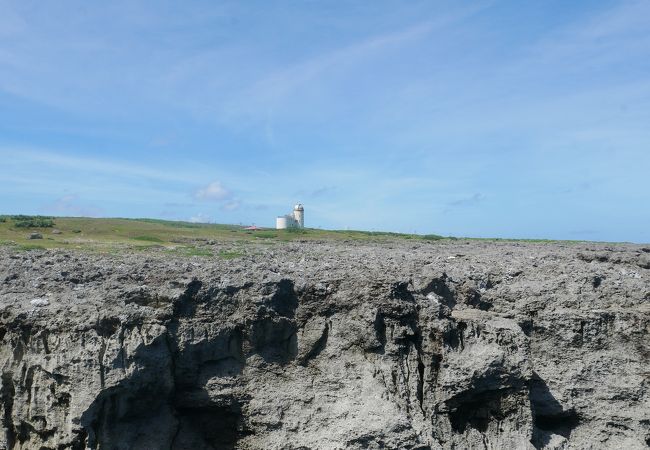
[
  {"xmin": 276, "ymin": 216, "xmax": 288, "ymax": 229},
  {"xmin": 276, "ymin": 205, "xmax": 304, "ymax": 229},
  {"xmin": 293, "ymin": 204, "xmax": 304, "ymax": 228},
  {"xmin": 293, "ymin": 210, "xmax": 304, "ymax": 228},
  {"xmin": 276, "ymin": 215, "xmax": 298, "ymax": 229}
]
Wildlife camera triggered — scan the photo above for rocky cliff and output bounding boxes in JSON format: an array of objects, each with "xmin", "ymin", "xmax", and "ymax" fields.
[{"xmin": 0, "ymin": 240, "xmax": 648, "ymax": 449}]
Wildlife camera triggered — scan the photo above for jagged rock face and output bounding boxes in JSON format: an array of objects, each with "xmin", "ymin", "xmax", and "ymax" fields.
[{"xmin": 0, "ymin": 241, "xmax": 648, "ymax": 449}]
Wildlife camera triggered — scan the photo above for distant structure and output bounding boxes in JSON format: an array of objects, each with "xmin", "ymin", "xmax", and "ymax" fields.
[{"xmin": 276, "ymin": 204, "xmax": 304, "ymax": 229}]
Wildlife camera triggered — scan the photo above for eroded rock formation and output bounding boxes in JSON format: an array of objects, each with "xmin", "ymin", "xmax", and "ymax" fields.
[{"xmin": 0, "ymin": 241, "xmax": 648, "ymax": 449}]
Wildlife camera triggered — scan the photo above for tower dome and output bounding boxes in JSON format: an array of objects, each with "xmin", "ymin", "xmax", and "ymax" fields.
[{"xmin": 294, "ymin": 203, "xmax": 304, "ymax": 211}]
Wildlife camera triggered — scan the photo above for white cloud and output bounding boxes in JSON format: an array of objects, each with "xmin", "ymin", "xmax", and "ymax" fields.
[
  {"xmin": 194, "ymin": 181, "xmax": 231, "ymax": 201},
  {"xmin": 220, "ymin": 199, "xmax": 240, "ymax": 211},
  {"xmin": 188, "ymin": 213, "xmax": 212, "ymax": 223}
]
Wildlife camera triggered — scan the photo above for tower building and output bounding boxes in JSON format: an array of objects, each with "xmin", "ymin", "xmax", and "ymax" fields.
[
  {"xmin": 293, "ymin": 204, "xmax": 304, "ymax": 228},
  {"xmin": 276, "ymin": 203, "xmax": 305, "ymax": 229}
]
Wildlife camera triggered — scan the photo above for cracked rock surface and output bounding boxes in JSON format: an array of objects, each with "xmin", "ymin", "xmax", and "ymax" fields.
[{"xmin": 0, "ymin": 240, "xmax": 649, "ymax": 449}]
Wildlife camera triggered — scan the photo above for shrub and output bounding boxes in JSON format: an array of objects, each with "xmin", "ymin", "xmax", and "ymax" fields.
[
  {"xmin": 422, "ymin": 234, "xmax": 444, "ymax": 241},
  {"xmin": 12, "ymin": 215, "xmax": 55, "ymax": 228},
  {"xmin": 0, "ymin": 216, "xmax": 6, "ymax": 223}
]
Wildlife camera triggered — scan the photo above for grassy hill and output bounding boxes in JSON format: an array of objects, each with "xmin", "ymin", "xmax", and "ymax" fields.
[{"xmin": 0, "ymin": 215, "xmax": 447, "ymax": 256}]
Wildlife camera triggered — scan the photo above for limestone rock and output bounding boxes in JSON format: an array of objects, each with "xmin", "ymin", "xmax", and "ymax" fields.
[{"xmin": 0, "ymin": 240, "xmax": 648, "ymax": 449}]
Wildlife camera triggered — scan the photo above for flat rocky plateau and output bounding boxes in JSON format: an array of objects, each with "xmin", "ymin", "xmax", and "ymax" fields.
[{"xmin": 0, "ymin": 240, "xmax": 649, "ymax": 449}]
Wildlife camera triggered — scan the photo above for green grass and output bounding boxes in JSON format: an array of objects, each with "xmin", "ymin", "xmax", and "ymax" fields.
[
  {"xmin": 16, "ymin": 243, "xmax": 46, "ymax": 251},
  {"xmin": 132, "ymin": 235, "xmax": 165, "ymax": 243},
  {"xmin": 8, "ymin": 215, "xmax": 612, "ymax": 257},
  {"xmin": 218, "ymin": 249, "xmax": 244, "ymax": 260},
  {"xmin": 254, "ymin": 231, "xmax": 278, "ymax": 239},
  {"xmin": 285, "ymin": 226, "xmax": 307, "ymax": 234},
  {"xmin": 0, "ymin": 215, "xmax": 625, "ymax": 256},
  {"xmin": 0, "ymin": 216, "xmax": 458, "ymax": 250},
  {"xmin": 132, "ymin": 244, "xmax": 165, "ymax": 251}
]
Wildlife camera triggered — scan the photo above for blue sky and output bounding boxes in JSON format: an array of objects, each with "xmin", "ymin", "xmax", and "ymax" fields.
[{"xmin": 1, "ymin": 0, "xmax": 649, "ymax": 242}]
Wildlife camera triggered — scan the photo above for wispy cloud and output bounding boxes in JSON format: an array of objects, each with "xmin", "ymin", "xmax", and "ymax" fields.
[
  {"xmin": 220, "ymin": 6, "xmax": 485, "ymax": 124},
  {"xmin": 42, "ymin": 194, "xmax": 103, "ymax": 217},
  {"xmin": 163, "ymin": 202, "xmax": 196, "ymax": 208},
  {"xmin": 220, "ymin": 199, "xmax": 241, "ymax": 212},
  {"xmin": 241, "ymin": 21, "xmax": 433, "ymax": 99},
  {"xmin": 447, "ymin": 193, "xmax": 485, "ymax": 208},
  {"xmin": 296, "ymin": 186, "xmax": 337, "ymax": 199},
  {"xmin": 188, "ymin": 213, "xmax": 212, "ymax": 223},
  {"xmin": 1, "ymin": 148, "xmax": 193, "ymax": 183},
  {"xmin": 1, "ymin": 2, "xmax": 648, "ymax": 241},
  {"xmin": 527, "ymin": 0, "xmax": 650, "ymax": 65},
  {"xmin": 194, "ymin": 181, "xmax": 231, "ymax": 201}
]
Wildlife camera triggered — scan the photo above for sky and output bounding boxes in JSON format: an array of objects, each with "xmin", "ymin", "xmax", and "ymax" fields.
[{"xmin": 1, "ymin": 0, "xmax": 649, "ymax": 242}]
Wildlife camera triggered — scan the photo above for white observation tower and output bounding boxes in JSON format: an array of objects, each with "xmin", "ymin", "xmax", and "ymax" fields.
[
  {"xmin": 293, "ymin": 203, "xmax": 304, "ymax": 228},
  {"xmin": 276, "ymin": 203, "xmax": 305, "ymax": 229}
]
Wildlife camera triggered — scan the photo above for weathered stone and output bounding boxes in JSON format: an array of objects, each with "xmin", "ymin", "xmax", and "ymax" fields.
[{"xmin": 0, "ymin": 240, "xmax": 648, "ymax": 449}]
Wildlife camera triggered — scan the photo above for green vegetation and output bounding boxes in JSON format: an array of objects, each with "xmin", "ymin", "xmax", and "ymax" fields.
[
  {"xmin": 285, "ymin": 226, "xmax": 307, "ymax": 234},
  {"xmin": 181, "ymin": 247, "xmax": 213, "ymax": 257},
  {"xmin": 10, "ymin": 215, "xmax": 55, "ymax": 228},
  {"xmin": 132, "ymin": 235, "xmax": 165, "ymax": 243},
  {"xmin": 0, "ymin": 215, "xmax": 601, "ymax": 257},
  {"xmin": 253, "ymin": 231, "xmax": 277, "ymax": 239},
  {"xmin": 16, "ymin": 243, "xmax": 46, "ymax": 251},
  {"xmin": 218, "ymin": 249, "xmax": 244, "ymax": 260},
  {"xmin": 0, "ymin": 216, "xmax": 451, "ymax": 255}
]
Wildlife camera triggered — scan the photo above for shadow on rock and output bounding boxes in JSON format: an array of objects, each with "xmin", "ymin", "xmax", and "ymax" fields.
[{"xmin": 529, "ymin": 372, "xmax": 580, "ymax": 448}]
